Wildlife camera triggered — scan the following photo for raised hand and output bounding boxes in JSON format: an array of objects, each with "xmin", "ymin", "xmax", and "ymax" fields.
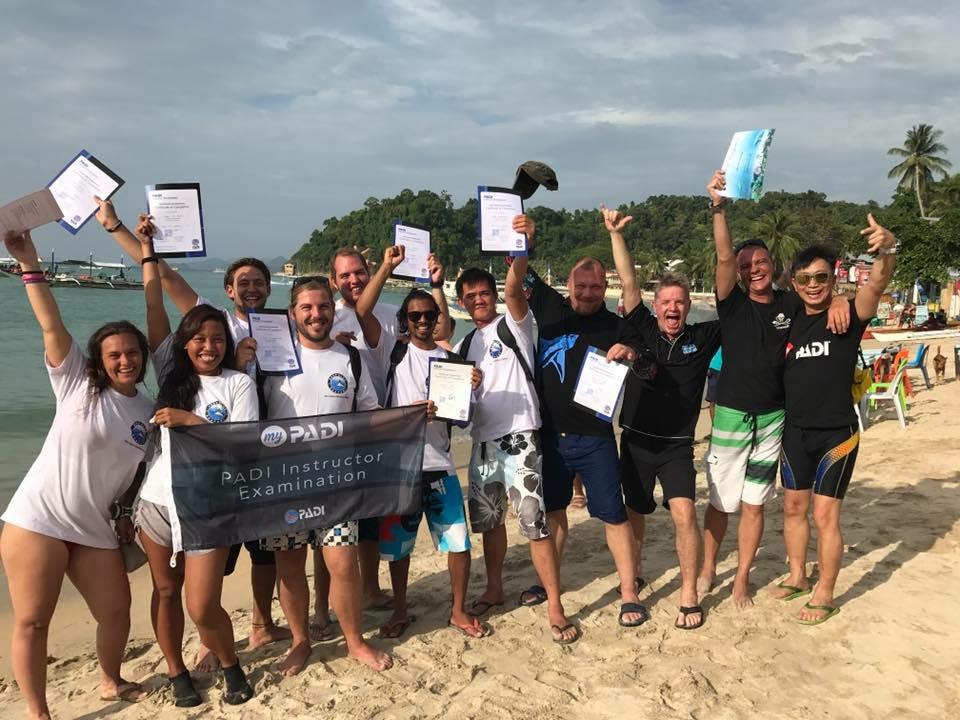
[
  {"xmin": 94, "ymin": 195, "xmax": 120, "ymax": 231},
  {"xmin": 383, "ymin": 244, "xmax": 405, "ymax": 270},
  {"xmin": 599, "ymin": 203, "xmax": 633, "ymax": 233},
  {"xmin": 706, "ymin": 170, "xmax": 726, "ymax": 204},
  {"xmin": 134, "ymin": 213, "xmax": 157, "ymax": 244},
  {"xmin": 427, "ymin": 253, "xmax": 444, "ymax": 284},
  {"xmin": 860, "ymin": 213, "xmax": 897, "ymax": 254},
  {"xmin": 512, "ymin": 214, "xmax": 536, "ymax": 245},
  {"xmin": 3, "ymin": 229, "xmax": 39, "ymax": 268}
]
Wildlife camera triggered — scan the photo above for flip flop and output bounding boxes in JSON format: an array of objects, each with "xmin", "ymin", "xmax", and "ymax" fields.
[
  {"xmin": 674, "ymin": 605, "xmax": 705, "ymax": 630},
  {"xmin": 796, "ymin": 603, "xmax": 840, "ymax": 625},
  {"xmin": 773, "ymin": 582, "xmax": 812, "ymax": 601},
  {"xmin": 468, "ymin": 599, "xmax": 505, "ymax": 617},
  {"xmin": 448, "ymin": 619, "xmax": 491, "ymax": 638},
  {"xmin": 519, "ymin": 584, "xmax": 548, "ymax": 607},
  {"xmin": 309, "ymin": 619, "xmax": 338, "ymax": 642},
  {"xmin": 100, "ymin": 681, "xmax": 146, "ymax": 703},
  {"xmin": 618, "ymin": 602, "xmax": 650, "ymax": 628},
  {"xmin": 378, "ymin": 614, "xmax": 416, "ymax": 639},
  {"xmin": 611, "ymin": 576, "xmax": 646, "ymax": 594},
  {"xmin": 551, "ymin": 623, "xmax": 581, "ymax": 645}
]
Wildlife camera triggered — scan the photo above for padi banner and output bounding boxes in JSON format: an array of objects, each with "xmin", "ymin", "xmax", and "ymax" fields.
[{"xmin": 169, "ymin": 405, "xmax": 426, "ymax": 550}]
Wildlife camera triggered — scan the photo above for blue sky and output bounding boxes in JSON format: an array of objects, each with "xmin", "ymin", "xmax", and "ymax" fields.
[{"xmin": 2, "ymin": 1, "xmax": 958, "ymax": 261}]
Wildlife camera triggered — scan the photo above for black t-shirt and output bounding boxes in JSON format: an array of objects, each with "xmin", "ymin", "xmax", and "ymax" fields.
[
  {"xmin": 784, "ymin": 298, "xmax": 868, "ymax": 428},
  {"xmin": 527, "ymin": 269, "xmax": 622, "ymax": 436},
  {"xmin": 715, "ymin": 284, "xmax": 803, "ymax": 415},
  {"xmin": 617, "ymin": 302, "xmax": 721, "ymax": 440}
]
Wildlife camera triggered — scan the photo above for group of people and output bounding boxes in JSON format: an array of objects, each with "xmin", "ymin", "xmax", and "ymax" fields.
[{"xmin": 0, "ymin": 168, "xmax": 896, "ymax": 718}]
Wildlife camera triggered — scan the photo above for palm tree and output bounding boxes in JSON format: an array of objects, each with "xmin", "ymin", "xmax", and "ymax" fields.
[
  {"xmin": 930, "ymin": 172, "xmax": 960, "ymax": 217},
  {"xmin": 887, "ymin": 124, "xmax": 952, "ymax": 218},
  {"xmin": 754, "ymin": 210, "xmax": 801, "ymax": 276}
]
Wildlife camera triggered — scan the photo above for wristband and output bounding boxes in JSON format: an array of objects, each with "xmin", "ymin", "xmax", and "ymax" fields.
[
  {"xmin": 708, "ymin": 198, "xmax": 727, "ymax": 213},
  {"xmin": 878, "ymin": 245, "xmax": 898, "ymax": 256},
  {"xmin": 106, "ymin": 221, "xmax": 123, "ymax": 233},
  {"xmin": 110, "ymin": 501, "xmax": 132, "ymax": 520},
  {"xmin": 141, "ymin": 256, "xmax": 159, "ymax": 265},
  {"xmin": 430, "ymin": 280, "xmax": 444, "ymax": 289},
  {"xmin": 21, "ymin": 272, "xmax": 46, "ymax": 285}
]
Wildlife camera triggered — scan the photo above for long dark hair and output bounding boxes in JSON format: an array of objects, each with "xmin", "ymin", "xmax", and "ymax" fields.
[
  {"xmin": 156, "ymin": 304, "xmax": 235, "ymax": 412},
  {"xmin": 84, "ymin": 321, "xmax": 149, "ymax": 394}
]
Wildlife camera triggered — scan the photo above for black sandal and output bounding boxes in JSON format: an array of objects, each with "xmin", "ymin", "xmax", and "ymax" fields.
[{"xmin": 674, "ymin": 605, "xmax": 705, "ymax": 630}]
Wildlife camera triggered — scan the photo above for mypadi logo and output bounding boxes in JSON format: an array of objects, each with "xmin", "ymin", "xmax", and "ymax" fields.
[
  {"xmin": 260, "ymin": 421, "xmax": 345, "ymax": 447},
  {"xmin": 772, "ymin": 313, "xmax": 792, "ymax": 330},
  {"xmin": 794, "ymin": 340, "xmax": 831, "ymax": 359},
  {"xmin": 284, "ymin": 509, "xmax": 299, "ymax": 525},
  {"xmin": 327, "ymin": 373, "xmax": 348, "ymax": 394},
  {"xmin": 130, "ymin": 421, "xmax": 148, "ymax": 445},
  {"xmin": 489, "ymin": 340, "xmax": 503, "ymax": 358},
  {"xmin": 205, "ymin": 401, "xmax": 229, "ymax": 423}
]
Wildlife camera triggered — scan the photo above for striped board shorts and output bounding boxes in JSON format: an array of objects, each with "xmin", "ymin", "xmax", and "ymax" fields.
[{"xmin": 705, "ymin": 405, "xmax": 785, "ymax": 512}]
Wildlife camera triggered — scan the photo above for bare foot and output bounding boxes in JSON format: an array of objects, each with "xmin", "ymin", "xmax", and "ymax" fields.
[
  {"xmin": 194, "ymin": 644, "xmax": 221, "ymax": 673},
  {"xmin": 732, "ymin": 579, "xmax": 754, "ymax": 608},
  {"xmin": 99, "ymin": 678, "xmax": 146, "ymax": 703},
  {"xmin": 248, "ymin": 622, "xmax": 292, "ymax": 651},
  {"xmin": 362, "ymin": 590, "xmax": 394, "ymax": 611},
  {"xmin": 547, "ymin": 603, "xmax": 579, "ymax": 643},
  {"xmin": 348, "ymin": 640, "xmax": 394, "ymax": 671},
  {"xmin": 696, "ymin": 572, "xmax": 715, "ymax": 599},
  {"xmin": 278, "ymin": 640, "xmax": 311, "ymax": 676}
]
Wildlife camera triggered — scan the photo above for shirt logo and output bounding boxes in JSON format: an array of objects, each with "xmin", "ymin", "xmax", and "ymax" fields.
[
  {"xmin": 205, "ymin": 401, "xmax": 229, "ymax": 423},
  {"xmin": 327, "ymin": 373, "xmax": 348, "ymax": 394},
  {"xmin": 772, "ymin": 312, "xmax": 792, "ymax": 330},
  {"xmin": 794, "ymin": 340, "xmax": 831, "ymax": 358},
  {"xmin": 539, "ymin": 334, "xmax": 580, "ymax": 383},
  {"xmin": 130, "ymin": 421, "xmax": 148, "ymax": 445},
  {"xmin": 489, "ymin": 340, "xmax": 504, "ymax": 358},
  {"xmin": 681, "ymin": 343, "xmax": 697, "ymax": 354}
]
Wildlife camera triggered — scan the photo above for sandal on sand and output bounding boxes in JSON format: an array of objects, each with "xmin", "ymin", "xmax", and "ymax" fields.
[
  {"xmin": 618, "ymin": 602, "xmax": 650, "ymax": 628},
  {"xmin": 378, "ymin": 615, "xmax": 416, "ymax": 639},
  {"xmin": 551, "ymin": 623, "xmax": 581, "ymax": 645},
  {"xmin": 468, "ymin": 599, "xmax": 505, "ymax": 617},
  {"xmin": 773, "ymin": 582, "xmax": 812, "ymax": 601},
  {"xmin": 449, "ymin": 619, "xmax": 491, "ymax": 638},
  {"xmin": 519, "ymin": 585, "xmax": 548, "ymax": 607},
  {"xmin": 796, "ymin": 603, "xmax": 840, "ymax": 625},
  {"xmin": 100, "ymin": 681, "xmax": 146, "ymax": 703},
  {"xmin": 309, "ymin": 619, "xmax": 338, "ymax": 642},
  {"xmin": 674, "ymin": 605, "xmax": 705, "ymax": 630},
  {"xmin": 611, "ymin": 576, "xmax": 646, "ymax": 594}
]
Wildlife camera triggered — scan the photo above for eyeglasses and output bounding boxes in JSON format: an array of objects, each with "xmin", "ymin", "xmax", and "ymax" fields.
[
  {"xmin": 794, "ymin": 271, "xmax": 832, "ymax": 286},
  {"xmin": 406, "ymin": 310, "xmax": 439, "ymax": 324},
  {"xmin": 292, "ymin": 275, "xmax": 330, "ymax": 289}
]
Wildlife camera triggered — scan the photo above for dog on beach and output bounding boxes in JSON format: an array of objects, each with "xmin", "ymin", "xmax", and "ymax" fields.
[{"xmin": 933, "ymin": 346, "xmax": 947, "ymax": 383}]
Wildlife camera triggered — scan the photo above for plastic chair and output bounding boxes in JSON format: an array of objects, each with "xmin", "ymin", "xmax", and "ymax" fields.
[
  {"xmin": 904, "ymin": 344, "xmax": 932, "ymax": 389},
  {"xmin": 859, "ymin": 364, "xmax": 908, "ymax": 429}
]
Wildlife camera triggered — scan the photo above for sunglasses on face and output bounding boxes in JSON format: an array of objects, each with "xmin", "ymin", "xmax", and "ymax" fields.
[
  {"xmin": 406, "ymin": 310, "xmax": 439, "ymax": 324},
  {"xmin": 794, "ymin": 271, "xmax": 832, "ymax": 286},
  {"xmin": 292, "ymin": 275, "xmax": 330, "ymax": 289}
]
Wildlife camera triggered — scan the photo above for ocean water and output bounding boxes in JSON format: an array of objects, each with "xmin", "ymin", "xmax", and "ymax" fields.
[{"xmin": 0, "ymin": 270, "xmax": 716, "ymax": 509}]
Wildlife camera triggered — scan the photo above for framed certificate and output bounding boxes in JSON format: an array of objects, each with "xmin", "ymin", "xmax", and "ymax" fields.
[
  {"xmin": 248, "ymin": 309, "xmax": 302, "ymax": 375},
  {"xmin": 571, "ymin": 346, "xmax": 630, "ymax": 422},
  {"xmin": 428, "ymin": 357, "xmax": 475, "ymax": 423},
  {"xmin": 47, "ymin": 150, "xmax": 124, "ymax": 235},
  {"xmin": 477, "ymin": 186, "xmax": 527, "ymax": 256},
  {"xmin": 145, "ymin": 183, "xmax": 206, "ymax": 258},
  {"xmin": 391, "ymin": 220, "xmax": 431, "ymax": 282}
]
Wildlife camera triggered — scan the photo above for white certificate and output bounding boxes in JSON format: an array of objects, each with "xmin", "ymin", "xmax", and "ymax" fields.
[
  {"xmin": 428, "ymin": 358, "xmax": 475, "ymax": 422},
  {"xmin": 572, "ymin": 346, "xmax": 630, "ymax": 422},
  {"xmin": 248, "ymin": 310, "xmax": 302, "ymax": 375},
  {"xmin": 47, "ymin": 150, "xmax": 123, "ymax": 235},
  {"xmin": 392, "ymin": 222, "xmax": 430, "ymax": 282},
  {"xmin": 478, "ymin": 186, "xmax": 527, "ymax": 255},
  {"xmin": 0, "ymin": 189, "xmax": 63, "ymax": 235},
  {"xmin": 145, "ymin": 183, "xmax": 206, "ymax": 257}
]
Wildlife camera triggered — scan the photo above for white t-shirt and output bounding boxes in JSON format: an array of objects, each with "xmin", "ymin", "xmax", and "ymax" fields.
[
  {"xmin": 139, "ymin": 334, "xmax": 259, "ymax": 507},
  {"xmin": 332, "ymin": 299, "xmax": 399, "ymax": 404},
  {"xmin": 265, "ymin": 342, "xmax": 379, "ymax": 419},
  {"xmin": 454, "ymin": 312, "xmax": 540, "ymax": 442},
  {"xmin": 388, "ymin": 343, "xmax": 455, "ymax": 473},
  {"xmin": 2, "ymin": 342, "xmax": 155, "ymax": 549}
]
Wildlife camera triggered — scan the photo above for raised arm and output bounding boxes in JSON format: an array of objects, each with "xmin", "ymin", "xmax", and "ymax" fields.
[
  {"xmin": 356, "ymin": 245, "xmax": 403, "ymax": 347},
  {"xmin": 428, "ymin": 253, "xmax": 451, "ymax": 341},
  {"xmin": 95, "ymin": 196, "xmax": 199, "ymax": 313},
  {"xmin": 707, "ymin": 170, "xmax": 736, "ymax": 301},
  {"xmin": 855, "ymin": 213, "xmax": 897, "ymax": 321},
  {"xmin": 504, "ymin": 214, "xmax": 534, "ymax": 322},
  {"xmin": 4, "ymin": 230, "xmax": 72, "ymax": 367},
  {"xmin": 600, "ymin": 203, "xmax": 641, "ymax": 313},
  {"xmin": 135, "ymin": 216, "xmax": 171, "ymax": 351}
]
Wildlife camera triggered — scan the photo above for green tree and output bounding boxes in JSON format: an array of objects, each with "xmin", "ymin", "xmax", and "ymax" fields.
[
  {"xmin": 754, "ymin": 209, "xmax": 801, "ymax": 275},
  {"xmin": 887, "ymin": 124, "xmax": 952, "ymax": 218},
  {"xmin": 930, "ymin": 173, "xmax": 960, "ymax": 217}
]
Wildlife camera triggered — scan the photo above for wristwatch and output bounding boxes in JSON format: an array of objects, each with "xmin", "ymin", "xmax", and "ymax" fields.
[
  {"xmin": 110, "ymin": 501, "xmax": 133, "ymax": 520},
  {"xmin": 708, "ymin": 198, "xmax": 727, "ymax": 213}
]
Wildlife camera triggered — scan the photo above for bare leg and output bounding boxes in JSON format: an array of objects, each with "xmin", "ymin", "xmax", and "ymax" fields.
[
  {"xmin": 471, "ymin": 525, "xmax": 506, "ymax": 607},
  {"xmin": 699, "ymin": 503, "xmax": 728, "ymax": 595},
  {"xmin": 669, "ymin": 499, "xmax": 702, "ymax": 627},
  {"xmin": 183, "ymin": 549, "xmax": 238, "ymax": 667},
  {"xmin": 139, "ymin": 531, "xmax": 187, "ymax": 676},
  {"xmin": 626, "ymin": 508, "xmax": 645, "ymax": 579},
  {"xmin": 772, "ymin": 490, "xmax": 812, "ymax": 598},
  {"xmin": 528, "ymin": 537, "xmax": 576, "ymax": 642},
  {"xmin": 274, "ymin": 547, "xmax": 312, "ymax": 676},
  {"xmin": 248, "ymin": 560, "xmax": 291, "ymax": 650},
  {"xmin": 381, "ymin": 556, "xmax": 412, "ymax": 635},
  {"xmin": 358, "ymin": 539, "xmax": 391, "ymax": 609},
  {"xmin": 604, "ymin": 521, "xmax": 645, "ymax": 624},
  {"xmin": 1, "ymin": 525, "xmax": 68, "ymax": 719},
  {"xmin": 448, "ymin": 550, "xmax": 488, "ymax": 637},
  {"xmin": 799, "ymin": 496, "xmax": 843, "ymax": 621},
  {"xmin": 311, "ymin": 547, "xmax": 332, "ymax": 628},
  {"xmin": 733, "ymin": 503, "xmax": 764, "ymax": 608},
  {"xmin": 546, "ymin": 509, "xmax": 569, "ymax": 561}
]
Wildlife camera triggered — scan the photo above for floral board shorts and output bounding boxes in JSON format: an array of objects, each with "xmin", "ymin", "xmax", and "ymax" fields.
[
  {"xmin": 468, "ymin": 430, "xmax": 549, "ymax": 541},
  {"xmin": 378, "ymin": 471, "xmax": 471, "ymax": 561},
  {"xmin": 258, "ymin": 521, "xmax": 358, "ymax": 551}
]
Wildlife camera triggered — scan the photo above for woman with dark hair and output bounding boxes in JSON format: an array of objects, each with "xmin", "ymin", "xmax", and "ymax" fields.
[
  {"xmin": 0, "ymin": 230, "xmax": 154, "ymax": 718},
  {"xmin": 133, "ymin": 217, "xmax": 256, "ymax": 706}
]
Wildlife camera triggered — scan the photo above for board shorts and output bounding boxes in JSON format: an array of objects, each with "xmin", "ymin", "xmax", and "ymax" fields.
[
  {"xmin": 541, "ymin": 431, "xmax": 627, "ymax": 524},
  {"xmin": 780, "ymin": 423, "xmax": 859, "ymax": 500},
  {"xmin": 705, "ymin": 405, "xmax": 785, "ymax": 512},
  {"xmin": 379, "ymin": 471, "xmax": 470, "ymax": 561},
  {"xmin": 136, "ymin": 499, "xmax": 214, "ymax": 557},
  {"xmin": 468, "ymin": 430, "xmax": 549, "ymax": 541},
  {"xmin": 620, "ymin": 431, "xmax": 696, "ymax": 514},
  {"xmin": 259, "ymin": 521, "xmax": 359, "ymax": 551}
]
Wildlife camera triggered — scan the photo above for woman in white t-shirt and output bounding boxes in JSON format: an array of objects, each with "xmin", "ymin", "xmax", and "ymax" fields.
[
  {"xmin": 0, "ymin": 230, "xmax": 154, "ymax": 717},
  {"xmin": 134, "ymin": 226, "xmax": 256, "ymax": 707}
]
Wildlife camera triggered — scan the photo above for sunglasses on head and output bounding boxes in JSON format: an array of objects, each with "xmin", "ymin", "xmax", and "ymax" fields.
[
  {"xmin": 406, "ymin": 310, "xmax": 439, "ymax": 324},
  {"xmin": 733, "ymin": 239, "xmax": 769, "ymax": 254},
  {"xmin": 794, "ymin": 271, "xmax": 832, "ymax": 286},
  {"xmin": 292, "ymin": 275, "xmax": 330, "ymax": 289}
]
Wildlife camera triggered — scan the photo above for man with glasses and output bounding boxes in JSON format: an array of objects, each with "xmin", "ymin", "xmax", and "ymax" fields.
[
  {"xmin": 698, "ymin": 171, "xmax": 848, "ymax": 608},
  {"xmin": 777, "ymin": 222, "xmax": 895, "ymax": 624}
]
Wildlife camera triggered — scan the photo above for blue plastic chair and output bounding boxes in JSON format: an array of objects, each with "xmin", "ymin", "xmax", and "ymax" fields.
[{"xmin": 904, "ymin": 344, "xmax": 931, "ymax": 389}]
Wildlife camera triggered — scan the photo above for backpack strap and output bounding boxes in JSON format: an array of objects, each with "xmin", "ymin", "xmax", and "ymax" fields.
[
  {"xmin": 384, "ymin": 340, "xmax": 409, "ymax": 408},
  {"xmin": 496, "ymin": 317, "xmax": 535, "ymax": 383},
  {"xmin": 346, "ymin": 344, "xmax": 362, "ymax": 413},
  {"xmin": 458, "ymin": 328, "xmax": 479, "ymax": 363}
]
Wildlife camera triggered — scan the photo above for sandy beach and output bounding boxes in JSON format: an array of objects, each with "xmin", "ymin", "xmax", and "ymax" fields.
[{"xmin": 1, "ymin": 339, "xmax": 959, "ymax": 719}]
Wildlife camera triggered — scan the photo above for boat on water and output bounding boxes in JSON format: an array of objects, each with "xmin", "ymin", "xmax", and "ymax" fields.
[{"xmin": 863, "ymin": 325, "xmax": 960, "ymax": 343}]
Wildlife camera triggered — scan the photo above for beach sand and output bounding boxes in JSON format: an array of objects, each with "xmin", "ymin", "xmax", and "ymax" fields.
[{"xmin": 1, "ymin": 342, "xmax": 959, "ymax": 719}]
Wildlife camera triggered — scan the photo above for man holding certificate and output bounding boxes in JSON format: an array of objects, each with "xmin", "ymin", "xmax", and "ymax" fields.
[{"xmin": 510, "ymin": 225, "xmax": 648, "ymax": 629}]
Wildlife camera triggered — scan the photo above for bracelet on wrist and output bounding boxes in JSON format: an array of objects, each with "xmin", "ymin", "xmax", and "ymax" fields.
[
  {"xmin": 141, "ymin": 256, "xmax": 159, "ymax": 265},
  {"xmin": 430, "ymin": 280, "xmax": 444, "ymax": 289},
  {"xmin": 106, "ymin": 221, "xmax": 123, "ymax": 233},
  {"xmin": 21, "ymin": 272, "xmax": 47, "ymax": 285}
]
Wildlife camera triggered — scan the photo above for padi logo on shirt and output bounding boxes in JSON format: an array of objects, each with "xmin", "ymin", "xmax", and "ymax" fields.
[
  {"xmin": 682, "ymin": 343, "xmax": 697, "ymax": 354},
  {"xmin": 794, "ymin": 340, "xmax": 831, "ymax": 358},
  {"xmin": 260, "ymin": 422, "xmax": 345, "ymax": 447},
  {"xmin": 327, "ymin": 373, "xmax": 348, "ymax": 394},
  {"xmin": 130, "ymin": 421, "xmax": 148, "ymax": 445},
  {"xmin": 772, "ymin": 313, "xmax": 792, "ymax": 330},
  {"xmin": 489, "ymin": 340, "xmax": 504, "ymax": 358},
  {"xmin": 205, "ymin": 401, "xmax": 229, "ymax": 423}
]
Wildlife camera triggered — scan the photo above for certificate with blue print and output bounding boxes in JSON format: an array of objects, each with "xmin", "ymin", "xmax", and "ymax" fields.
[
  {"xmin": 428, "ymin": 358, "xmax": 475, "ymax": 423},
  {"xmin": 146, "ymin": 183, "xmax": 206, "ymax": 258},
  {"xmin": 248, "ymin": 309, "xmax": 301, "ymax": 375},
  {"xmin": 720, "ymin": 129, "xmax": 775, "ymax": 201},
  {"xmin": 477, "ymin": 186, "xmax": 527, "ymax": 256},
  {"xmin": 572, "ymin": 346, "xmax": 629, "ymax": 422},
  {"xmin": 47, "ymin": 150, "xmax": 124, "ymax": 235},
  {"xmin": 391, "ymin": 220, "xmax": 431, "ymax": 282}
]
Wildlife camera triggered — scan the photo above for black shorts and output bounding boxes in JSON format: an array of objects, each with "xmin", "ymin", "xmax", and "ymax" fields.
[
  {"xmin": 224, "ymin": 540, "xmax": 276, "ymax": 576},
  {"xmin": 780, "ymin": 423, "xmax": 859, "ymax": 500},
  {"xmin": 620, "ymin": 432, "xmax": 696, "ymax": 514},
  {"xmin": 357, "ymin": 517, "xmax": 380, "ymax": 543},
  {"xmin": 705, "ymin": 369, "xmax": 720, "ymax": 403}
]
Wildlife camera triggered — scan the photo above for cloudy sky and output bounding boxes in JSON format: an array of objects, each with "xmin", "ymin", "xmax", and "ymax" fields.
[{"xmin": 2, "ymin": 1, "xmax": 958, "ymax": 261}]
